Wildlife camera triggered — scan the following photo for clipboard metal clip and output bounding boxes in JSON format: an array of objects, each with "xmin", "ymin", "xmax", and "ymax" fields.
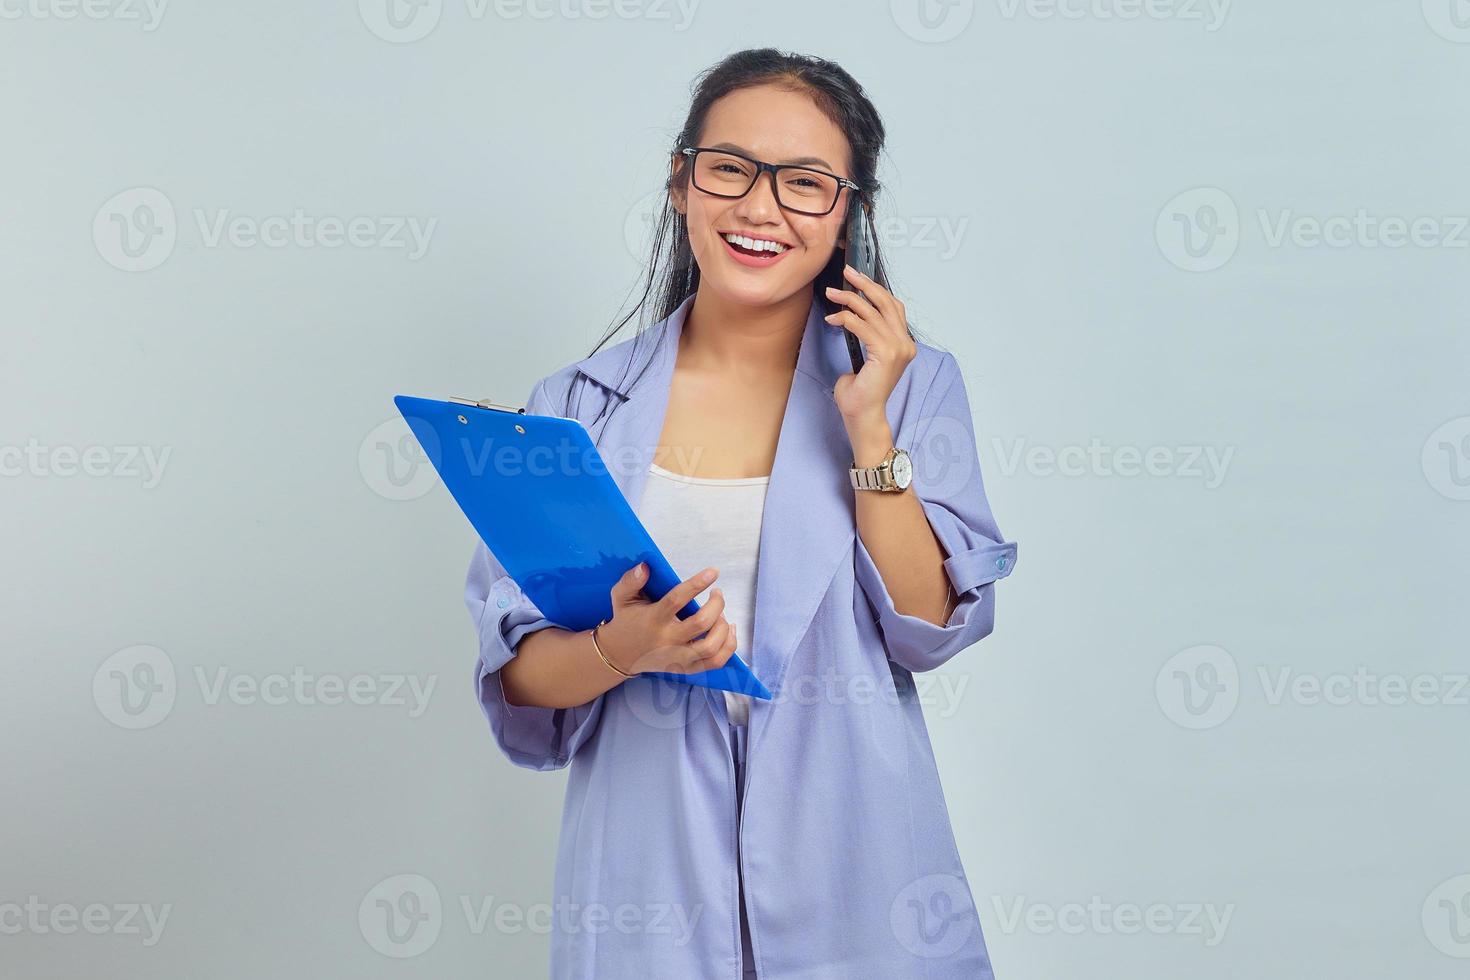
[{"xmin": 447, "ymin": 397, "xmax": 525, "ymax": 415}]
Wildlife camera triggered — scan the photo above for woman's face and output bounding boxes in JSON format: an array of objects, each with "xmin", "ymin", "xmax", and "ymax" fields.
[{"xmin": 671, "ymin": 83, "xmax": 854, "ymax": 310}]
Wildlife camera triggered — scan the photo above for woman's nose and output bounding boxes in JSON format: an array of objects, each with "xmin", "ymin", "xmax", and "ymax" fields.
[{"xmin": 732, "ymin": 171, "xmax": 782, "ymax": 224}]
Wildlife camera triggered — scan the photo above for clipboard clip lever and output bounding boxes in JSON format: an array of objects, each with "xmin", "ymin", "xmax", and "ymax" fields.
[{"xmin": 447, "ymin": 397, "xmax": 526, "ymax": 415}]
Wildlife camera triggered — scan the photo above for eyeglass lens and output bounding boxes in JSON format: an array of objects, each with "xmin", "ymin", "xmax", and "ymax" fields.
[{"xmin": 690, "ymin": 150, "xmax": 841, "ymax": 215}]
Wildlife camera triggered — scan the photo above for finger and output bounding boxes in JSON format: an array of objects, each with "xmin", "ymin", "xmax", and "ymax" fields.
[
  {"xmin": 823, "ymin": 285, "xmax": 882, "ymax": 327},
  {"xmin": 678, "ymin": 587, "xmax": 726, "ymax": 641},
  {"xmin": 687, "ymin": 617, "xmax": 731, "ymax": 666},
  {"xmin": 825, "ymin": 303, "xmax": 915, "ymax": 366},
  {"xmin": 830, "ymin": 283, "xmax": 906, "ymax": 350},
  {"xmin": 822, "ymin": 307, "xmax": 883, "ymax": 351},
  {"xmin": 697, "ymin": 622, "xmax": 737, "ymax": 670},
  {"xmin": 659, "ymin": 566, "xmax": 718, "ymax": 614},
  {"xmin": 842, "ymin": 264, "xmax": 903, "ymax": 322},
  {"xmin": 610, "ymin": 561, "xmax": 649, "ymax": 605}
]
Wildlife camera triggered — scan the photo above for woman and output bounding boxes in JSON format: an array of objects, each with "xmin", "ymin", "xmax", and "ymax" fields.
[{"xmin": 465, "ymin": 48, "xmax": 1017, "ymax": 979}]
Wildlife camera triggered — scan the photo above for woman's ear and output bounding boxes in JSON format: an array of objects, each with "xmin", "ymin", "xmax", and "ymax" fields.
[
  {"xmin": 836, "ymin": 195, "xmax": 867, "ymax": 252},
  {"xmin": 835, "ymin": 202, "xmax": 855, "ymax": 251},
  {"xmin": 668, "ymin": 154, "xmax": 687, "ymax": 215}
]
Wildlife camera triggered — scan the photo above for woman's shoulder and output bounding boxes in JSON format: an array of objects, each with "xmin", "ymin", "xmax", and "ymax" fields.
[
  {"xmin": 529, "ymin": 331, "xmax": 645, "ymax": 421},
  {"xmin": 911, "ymin": 338, "xmax": 958, "ymax": 380},
  {"xmin": 903, "ymin": 338, "xmax": 967, "ymax": 405},
  {"xmin": 526, "ymin": 364, "xmax": 596, "ymax": 421}
]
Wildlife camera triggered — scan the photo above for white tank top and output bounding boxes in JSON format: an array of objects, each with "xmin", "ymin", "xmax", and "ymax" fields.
[{"xmin": 635, "ymin": 461, "xmax": 769, "ymax": 726}]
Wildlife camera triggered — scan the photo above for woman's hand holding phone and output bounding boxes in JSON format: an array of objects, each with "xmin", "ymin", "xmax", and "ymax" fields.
[
  {"xmin": 824, "ymin": 263, "xmax": 916, "ymax": 426},
  {"xmin": 596, "ymin": 562, "xmax": 738, "ymax": 676}
]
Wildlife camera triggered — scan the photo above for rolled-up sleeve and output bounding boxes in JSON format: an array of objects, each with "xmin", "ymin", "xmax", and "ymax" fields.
[
  {"xmin": 853, "ymin": 353, "xmax": 1017, "ymax": 674},
  {"xmin": 463, "ymin": 377, "xmax": 606, "ymax": 771}
]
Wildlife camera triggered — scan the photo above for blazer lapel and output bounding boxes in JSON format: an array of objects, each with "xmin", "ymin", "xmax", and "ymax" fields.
[{"xmin": 572, "ymin": 293, "xmax": 857, "ymax": 726}]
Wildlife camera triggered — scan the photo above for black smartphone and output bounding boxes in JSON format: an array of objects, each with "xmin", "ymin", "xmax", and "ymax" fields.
[{"xmin": 830, "ymin": 198, "xmax": 877, "ymax": 374}]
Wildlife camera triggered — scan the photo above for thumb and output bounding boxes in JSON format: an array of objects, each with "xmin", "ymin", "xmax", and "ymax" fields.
[{"xmin": 610, "ymin": 561, "xmax": 648, "ymax": 604}]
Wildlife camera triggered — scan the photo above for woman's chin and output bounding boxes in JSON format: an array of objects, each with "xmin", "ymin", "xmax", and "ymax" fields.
[{"xmin": 702, "ymin": 272, "xmax": 808, "ymax": 310}]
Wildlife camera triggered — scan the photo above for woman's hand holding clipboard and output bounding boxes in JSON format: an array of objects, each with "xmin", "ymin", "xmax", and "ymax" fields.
[
  {"xmin": 594, "ymin": 562, "xmax": 741, "ymax": 677},
  {"xmin": 392, "ymin": 394, "xmax": 772, "ymax": 700}
]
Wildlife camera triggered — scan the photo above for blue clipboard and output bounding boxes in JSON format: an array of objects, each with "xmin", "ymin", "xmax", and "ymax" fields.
[{"xmin": 394, "ymin": 394, "xmax": 772, "ymax": 701}]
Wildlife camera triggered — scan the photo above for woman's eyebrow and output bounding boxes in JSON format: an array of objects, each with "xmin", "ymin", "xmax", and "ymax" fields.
[{"xmin": 708, "ymin": 141, "xmax": 834, "ymax": 171}]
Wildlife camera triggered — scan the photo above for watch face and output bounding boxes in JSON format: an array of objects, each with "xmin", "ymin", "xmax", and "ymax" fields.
[{"xmin": 891, "ymin": 450, "xmax": 913, "ymax": 489}]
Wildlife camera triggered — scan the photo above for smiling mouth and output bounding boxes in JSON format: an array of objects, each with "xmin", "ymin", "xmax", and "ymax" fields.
[{"xmin": 721, "ymin": 231, "xmax": 792, "ymax": 257}]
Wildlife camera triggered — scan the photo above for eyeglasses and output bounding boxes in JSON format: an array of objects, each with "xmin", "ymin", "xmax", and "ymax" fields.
[{"xmin": 679, "ymin": 146, "xmax": 859, "ymax": 217}]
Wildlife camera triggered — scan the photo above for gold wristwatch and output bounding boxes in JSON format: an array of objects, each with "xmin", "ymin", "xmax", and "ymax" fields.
[{"xmin": 849, "ymin": 447, "xmax": 913, "ymax": 492}]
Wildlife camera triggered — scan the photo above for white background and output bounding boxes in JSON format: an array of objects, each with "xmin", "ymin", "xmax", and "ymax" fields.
[{"xmin": 3, "ymin": 2, "xmax": 1468, "ymax": 977}]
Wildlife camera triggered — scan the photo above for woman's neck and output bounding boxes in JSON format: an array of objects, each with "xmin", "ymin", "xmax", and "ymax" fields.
[{"xmin": 679, "ymin": 287, "xmax": 809, "ymax": 380}]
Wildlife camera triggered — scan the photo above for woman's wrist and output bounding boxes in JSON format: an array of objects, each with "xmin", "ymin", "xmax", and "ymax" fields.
[
  {"xmin": 591, "ymin": 620, "xmax": 638, "ymax": 678},
  {"xmin": 845, "ymin": 414, "xmax": 896, "ymax": 467},
  {"xmin": 508, "ymin": 625, "xmax": 634, "ymax": 709}
]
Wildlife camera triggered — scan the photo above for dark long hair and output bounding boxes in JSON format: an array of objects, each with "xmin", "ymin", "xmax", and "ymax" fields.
[{"xmin": 581, "ymin": 48, "xmax": 919, "ymax": 418}]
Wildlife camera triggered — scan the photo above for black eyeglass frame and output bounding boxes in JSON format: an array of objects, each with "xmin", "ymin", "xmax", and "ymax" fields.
[{"xmin": 678, "ymin": 146, "xmax": 861, "ymax": 217}]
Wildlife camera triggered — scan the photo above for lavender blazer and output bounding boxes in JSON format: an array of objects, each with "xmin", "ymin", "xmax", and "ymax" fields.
[{"xmin": 464, "ymin": 292, "xmax": 1017, "ymax": 979}]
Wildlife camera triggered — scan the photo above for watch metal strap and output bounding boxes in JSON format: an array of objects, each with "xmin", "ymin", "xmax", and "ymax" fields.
[{"xmin": 850, "ymin": 463, "xmax": 887, "ymax": 490}]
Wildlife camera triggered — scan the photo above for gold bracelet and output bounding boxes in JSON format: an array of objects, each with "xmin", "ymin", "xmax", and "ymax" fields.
[{"xmin": 591, "ymin": 619, "xmax": 636, "ymax": 678}]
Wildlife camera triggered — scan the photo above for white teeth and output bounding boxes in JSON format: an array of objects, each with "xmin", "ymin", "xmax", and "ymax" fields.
[{"xmin": 723, "ymin": 232, "xmax": 789, "ymax": 254}]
